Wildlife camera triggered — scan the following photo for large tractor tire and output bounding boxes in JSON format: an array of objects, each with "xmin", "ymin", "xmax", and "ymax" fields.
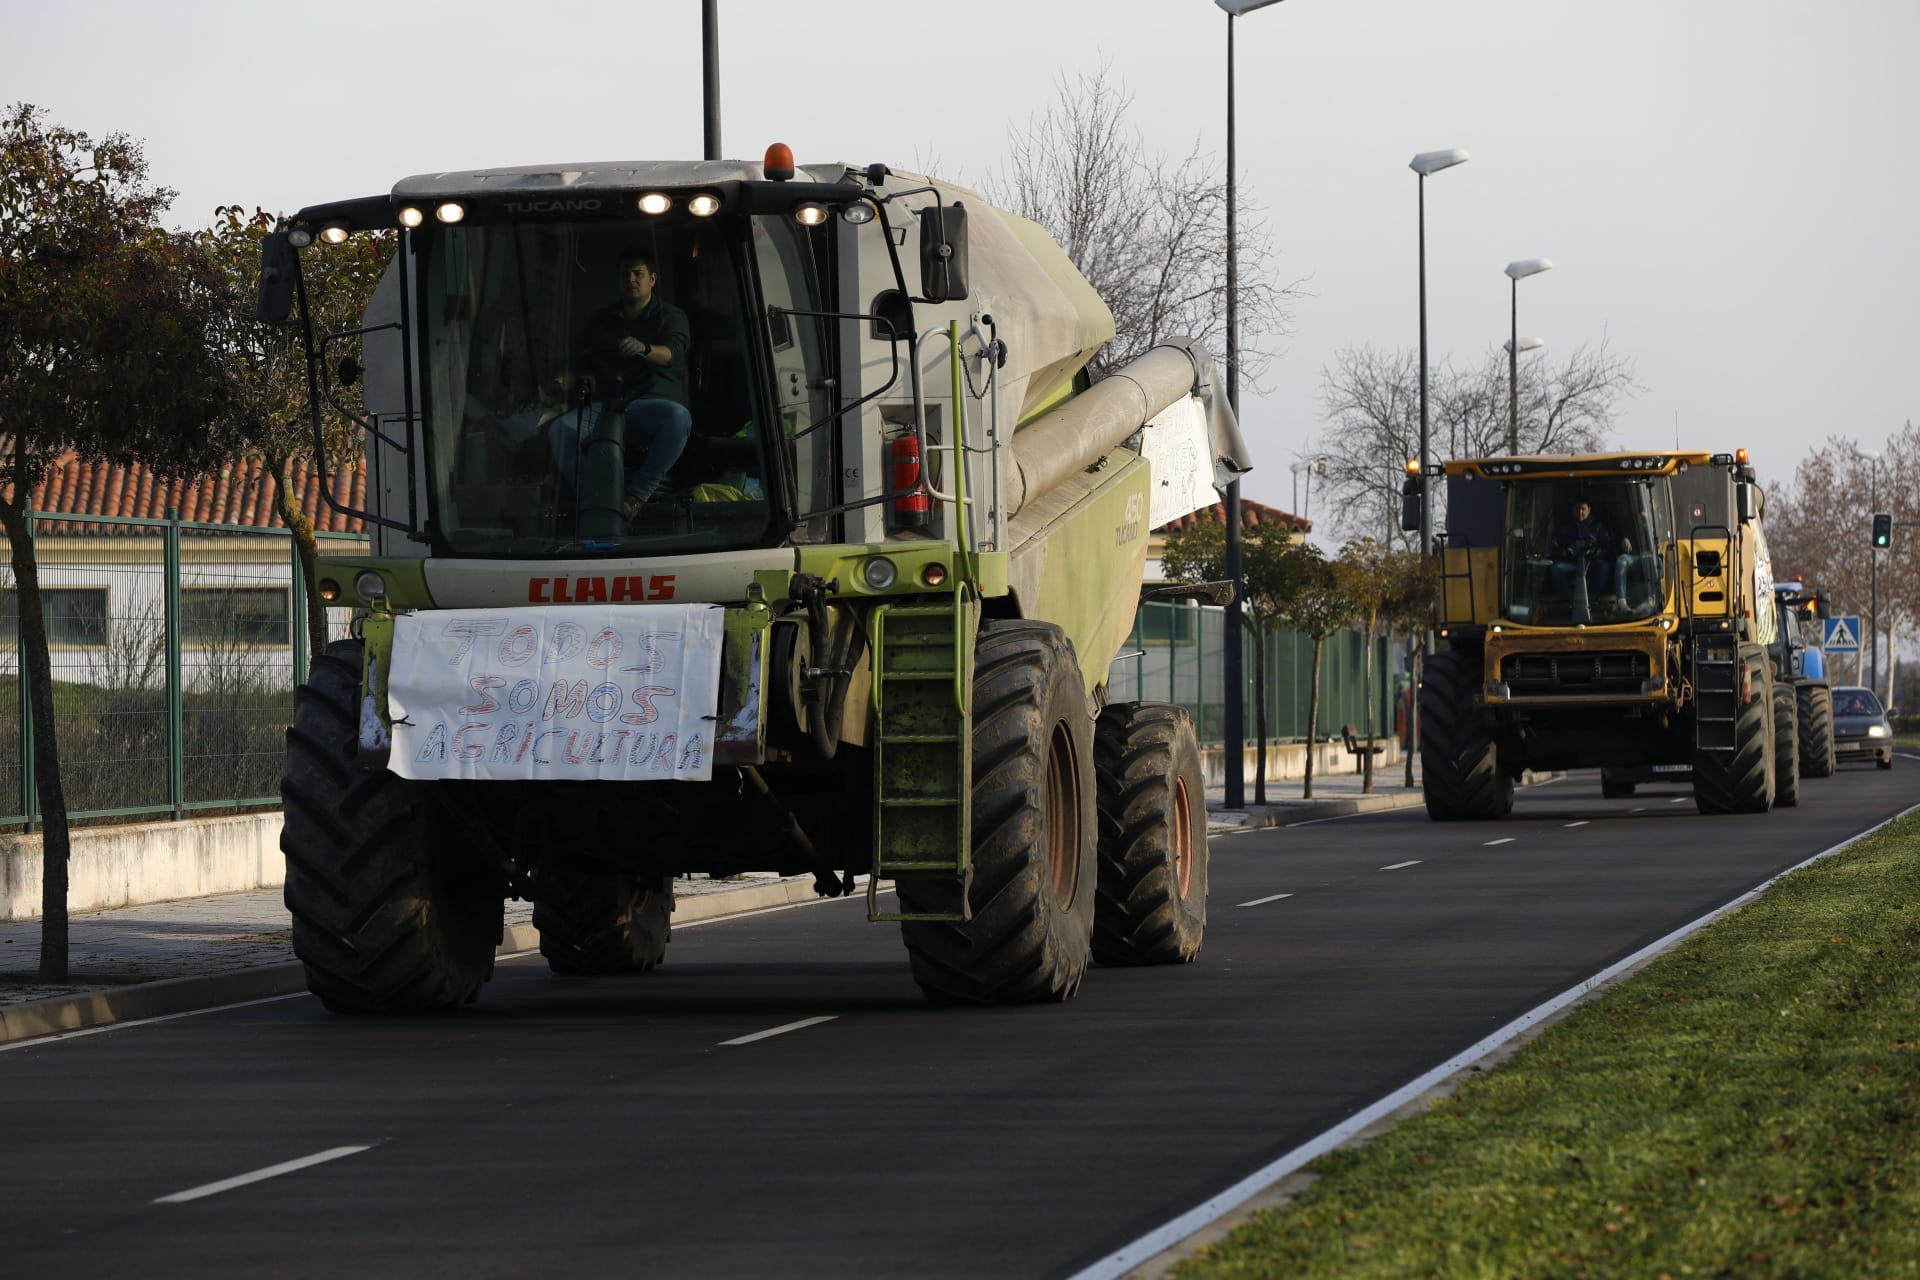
[
  {"xmin": 282, "ymin": 641, "xmax": 504, "ymax": 1012},
  {"xmin": 1419, "ymin": 650, "xmax": 1513, "ymax": 821},
  {"xmin": 1692, "ymin": 648, "xmax": 1775, "ymax": 815},
  {"xmin": 1796, "ymin": 683, "xmax": 1836, "ymax": 778},
  {"xmin": 898, "ymin": 620, "xmax": 1096, "ymax": 1004},
  {"xmin": 1772, "ymin": 683, "xmax": 1800, "ymax": 808},
  {"xmin": 1091, "ymin": 703, "xmax": 1208, "ymax": 967},
  {"xmin": 534, "ymin": 860, "xmax": 672, "ymax": 975}
]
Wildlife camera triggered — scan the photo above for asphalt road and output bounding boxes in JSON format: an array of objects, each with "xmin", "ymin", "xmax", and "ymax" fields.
[{"xmin": 1, "ymin": 762, "xmax": 1911, "ymax": 1279}]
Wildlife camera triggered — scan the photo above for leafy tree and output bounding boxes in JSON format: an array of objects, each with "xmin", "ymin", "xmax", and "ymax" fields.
[
  {"xmin": 1162, "ymin": 515, "xmax": 1314, "ymax": 803},
  {"xmin": 0, "ymin": 103, "xmax": 233, "ymax": 978},
  {"xmin": 1286, "ymin": 546, "xmax": 1363, "ymax": 800},
  {"xmin": 1337, "ymin": 538, "xmax": 1423, "ymax": 793},
  {"xmin": 194, "ymin": 207, "xmax": 389, "ymax": 656}
]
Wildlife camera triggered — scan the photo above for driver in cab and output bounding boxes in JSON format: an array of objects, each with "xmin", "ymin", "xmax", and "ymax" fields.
[{"xmin": 1550, "ymin": 498, "xmax": 1613, "ymax": 618}]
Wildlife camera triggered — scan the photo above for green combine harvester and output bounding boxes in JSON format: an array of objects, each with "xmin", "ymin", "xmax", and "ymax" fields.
[{"xmin": 258, "ymin": 146, "xmax": 1250, "ymax": 1010}]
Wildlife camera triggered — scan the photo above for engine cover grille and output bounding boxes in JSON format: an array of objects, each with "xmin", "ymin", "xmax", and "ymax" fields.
[{"xmin": 1501, "ymin": 651, "xmax": 1650, "ymax": 696}]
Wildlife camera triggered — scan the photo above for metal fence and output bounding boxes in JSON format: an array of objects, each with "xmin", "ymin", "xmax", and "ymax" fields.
[
  {"xmin": 1107, "ymin": 601, "xmax": 1397, "ymax": 745},
  {"xmin": 0, "ymin": 510, "xmax": 367, "ymax": 831}
]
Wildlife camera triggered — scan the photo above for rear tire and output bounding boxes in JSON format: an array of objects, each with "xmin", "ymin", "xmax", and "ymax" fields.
[
  {"xmin": 1692, "ymin": 649, "xmax": 1774, "ymax": 815},
  {"xmin": 534, "ymin": 860, "xmax": 672, "ymax": 975},
  {"xmin": 1420, "ymin": 650, "xmax": 1512, "ymax": 821},
  {"xmin": 1091, "ymin": 703, "xmax": 1208, "ymax": 967},
  {"xmin": 1795, "ymin": 683, "xmax": 1836, "ymax": 778},
  {"xmin": 898, "ymin": 621, "xmax": 1095, "ymax": 1005},
  {"xmin": 1772, "ymin": 683, "xmax": 1800, "ymax": 807},
  {"xmin": 282, "ymin": 641, "xmax": 504, "ymax": 1012}
]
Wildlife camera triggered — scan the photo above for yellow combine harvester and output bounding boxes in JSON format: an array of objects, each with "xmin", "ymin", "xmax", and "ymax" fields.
[{"xmin": 1402, "ymin": 449, "xmax": 1794, "ymax": 819}]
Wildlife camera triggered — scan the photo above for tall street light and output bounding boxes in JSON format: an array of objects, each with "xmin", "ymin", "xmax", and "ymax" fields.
[
  {"xmin": 1853, "ymin": 446, "xmax": 1882, "ymax": 697},
  {"xmin": 1216, "ymin": 0, "xmax": 1286, "ymax": 811},
  {"xmin": 1410, "ymin": 149, "xmax": 1468, "ymax": 556},
  {"xmin": 1290, "ymin": 455, "xmax": 1328, "ymax": 520},
  {"xmin": 703, "ymin": 0, "xmax": 722, "ymax": 160},
  {"xmin": 1503, "ymin": 335, "xmax": 1545, "ymax": 453},
  {"xmin": 1503, "ymin": 258, "xmax": 1552, "ymax": 453}
]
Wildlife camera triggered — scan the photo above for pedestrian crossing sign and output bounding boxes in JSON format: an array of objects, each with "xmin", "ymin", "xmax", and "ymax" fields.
[{"xmin": 1823, "ymin": 615, "xmax": 1862, "ymax": 653}]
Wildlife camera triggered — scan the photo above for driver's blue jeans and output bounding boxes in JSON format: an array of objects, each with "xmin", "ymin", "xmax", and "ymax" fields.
[
  {"xmin": 548, "ymin": 398, "xmax": 694, "ymax": 503},
  {"xmin": 1550, "ymin": 559, "xmax": 1609, "ymax": 599}
]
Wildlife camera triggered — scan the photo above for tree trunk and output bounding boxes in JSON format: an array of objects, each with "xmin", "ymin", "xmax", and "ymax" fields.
[
  {"xmin": 269, "ymin": 451, "xmax": 327, "ymax": 663},
  {"xmin": 0, "ymin": 495, "xmax": 75, "ymax": 980},
  {"xmin": 1362, "ymin": 608, "xmax": 1378, "ymax": 794},
  {"xmin": 1304, "ymin": 634, "xmax": 1324, "ymax": 800},
  {"xmin": 1404, "ymin": 636, "xmax": 1419, "ymax": 788},
  {"xmin": 1252, "ymin": 613, "xmax": 1268, "ymax": 806}
]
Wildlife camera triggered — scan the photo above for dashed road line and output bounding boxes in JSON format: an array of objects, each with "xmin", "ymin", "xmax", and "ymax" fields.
[
  {"xmin": 1483, "ymin": 838, "xmax": 1515, "ymax": 847},
  {"xmin": 1380, "ymin": 860, "xmax": 1422, "ymax": 871},
  {"xmin": 1630, "ymin": 807, "xmax": 1648, "ymax": 813},
  {"xmin": 154, "ymin": 1146, "xmax": 372, "ymax": 1204},
  {"xmin": 1669, "ymin": 798, "xmax": 1689, "ymax": 804},
  {"xmin": 719, "ymin": 1015, "xmax": 839, "ymax": 1047},
  {"xmin": 1237, "ymin": 893, "xmax": 1294, "ymax": 908},
  {"xmin": 1563, "ymin": 821, "xmax": 1590, "ymax": 828}
]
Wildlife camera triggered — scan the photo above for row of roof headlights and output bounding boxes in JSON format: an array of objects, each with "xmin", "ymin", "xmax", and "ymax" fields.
[{"xmin": 302, "ymin": 194, "xmax": 854, "ymax": 241}]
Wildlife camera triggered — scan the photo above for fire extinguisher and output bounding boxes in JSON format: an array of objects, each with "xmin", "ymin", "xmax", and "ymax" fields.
[{"xmin": 889, "ymin": 429, "xmax": 931, "ymax": 530}]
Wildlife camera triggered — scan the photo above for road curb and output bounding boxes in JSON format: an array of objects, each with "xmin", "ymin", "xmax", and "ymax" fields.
[
  {"xmin": 1207, "ymin": 772, "xmax": 1563, "ymax": 835},
  {"xmin": 0, "ymin": 875, "xmax": 828, "ymax": 1049}
]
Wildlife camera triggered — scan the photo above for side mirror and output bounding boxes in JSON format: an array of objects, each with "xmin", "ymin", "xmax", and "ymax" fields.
[
  {"xmin": 256, "ymin": 231, "xmax": 298, "ymax": 326},
  {"xmin": 919, "ymin": 203, "xmax": 969, "ymax": 303},
  {"xmin": 1399, "ymin": 474, "xmax": 1423, "ymax": 533},
  {"xmin": 1736, "ymin": 481, "xmax": 1757, "ymax": 523}
]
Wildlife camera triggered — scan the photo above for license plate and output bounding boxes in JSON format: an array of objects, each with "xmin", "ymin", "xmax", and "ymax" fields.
[{"xmin": 1651, "ymin": 764, "xmax": 1691, "ymax": 774}]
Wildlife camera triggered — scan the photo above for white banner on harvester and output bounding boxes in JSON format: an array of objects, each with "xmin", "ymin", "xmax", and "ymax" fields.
[
  {"xmin": 387, "ymin": 605, "xmax": 725, "ymax": 783},
  {"xmin": 1135, "ymin": 396, "xmax": 1216, "ymax": 530}
]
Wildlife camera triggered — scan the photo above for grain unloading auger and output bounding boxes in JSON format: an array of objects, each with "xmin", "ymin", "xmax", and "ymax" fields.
[{"xmin": 258, "ymin": 149, "xmax": 1251, "ymax": 1010}]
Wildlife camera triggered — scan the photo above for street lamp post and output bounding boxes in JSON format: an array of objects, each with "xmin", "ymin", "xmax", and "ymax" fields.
[
  {"xmin": 1503, "ymin": 258, "xmax": 1552, "ymax": 453},
  {"xmin": 703, "ymin": 0, "xmax": 722, "ymax": 161},
  {"xmin": 1407, "ymin": 149, "xmax": 1467, "ymax": 793},
  {"xmin": 1216, "ymin": 0, "xmax": 1286, "ymax": 811},
  {"xmin": 1290, "ymin": 455, "xmax": 1328, "ymax": 520},
  {"xmin": 1854, "ymin": 447, "xmax": 1883, "ymax": 698}
]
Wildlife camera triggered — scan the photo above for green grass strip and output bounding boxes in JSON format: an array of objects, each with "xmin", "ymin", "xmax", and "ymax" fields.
[{"xmin": 1176, "ymin": 810, "xmax": 1920, "ymax": 1279}]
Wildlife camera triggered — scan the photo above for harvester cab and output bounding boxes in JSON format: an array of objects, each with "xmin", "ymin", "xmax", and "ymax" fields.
[
  {"xmin": 1403, "ymin": 450, "xmax": 1795, "ymax": 818},
  {"xmin": 258, "ymin": 149, "xmax": 1251, "ymax": 1012}
]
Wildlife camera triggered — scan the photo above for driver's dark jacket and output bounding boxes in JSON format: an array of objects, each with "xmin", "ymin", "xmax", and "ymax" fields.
[
  {"xmin": 1553, "ymin": 515, "xmax": 1613, "ymax": 558},
  {"xmin": 580, "ymin": 297, "xmax": 690, "ymax": 409}
]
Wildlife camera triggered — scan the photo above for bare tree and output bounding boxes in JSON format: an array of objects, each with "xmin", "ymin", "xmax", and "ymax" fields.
[
  {"xmin": 1316, "ymin": 339, "xmax": 1639, "ymax": 547},
  {"xmin": 987, "ymin": 63, "xmax": 1297, "ymax": 382}
]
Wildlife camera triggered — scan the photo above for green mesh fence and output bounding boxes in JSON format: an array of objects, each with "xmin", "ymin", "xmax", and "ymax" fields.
[
  {"xmin": 0, "ymin": 512, "xmax": 367, "ymax": 830},
  {"xmin": 1106, "ymin": 601, "xmax": 1396, "ymax": 746}
]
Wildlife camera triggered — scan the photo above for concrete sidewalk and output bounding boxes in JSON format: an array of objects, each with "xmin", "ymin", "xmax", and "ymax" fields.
[{"xmin": 1207, "ymin": 759, "xmax": 1427, "ymax": 833}]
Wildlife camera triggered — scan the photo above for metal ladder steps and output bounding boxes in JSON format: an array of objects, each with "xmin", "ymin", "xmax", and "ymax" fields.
[{"xmin": 869, "ymin": 600, "xmax": 974, "ymax": 921}]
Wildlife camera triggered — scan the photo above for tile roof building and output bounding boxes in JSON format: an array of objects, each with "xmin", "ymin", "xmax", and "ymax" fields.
[{"xmin": 5, "ymin": 453, "xmax": 365, "ymax": 534}]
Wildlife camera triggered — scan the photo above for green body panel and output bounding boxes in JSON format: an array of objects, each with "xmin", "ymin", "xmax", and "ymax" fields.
[
  {"xmin": 789, "ymin": 544, "xmax": 1009, "ymax": 602},
  {"xmin": 866, "ymin": 595, "xmax": 978, "ymax": 923},
  {"xmin": 1011, "ymin": 454, "xmax": 1153, "ymax": 696},
  {"xmin": 317, "ymin": 556, "xmax": 435, "ymax": 611}
]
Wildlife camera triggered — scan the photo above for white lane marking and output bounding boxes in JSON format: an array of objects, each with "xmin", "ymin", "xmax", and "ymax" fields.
[
  {"xmin": 0, "ymin": 993, "xmax": 306, "ymax": 1056},
  {"xmin": 1563, "ymin": 821, "xmax": 1590, "ymax": 829},
  {"xmin": 1483, "ymin": 838, "xmax": 1516, "ymax": 847},
  {"xmin": 154, "ymin": 1146, "xmax": 371, "ymax": 1204},
  {"xmin": 1237, "ymin": 893, "xmax": 1294, "ymax": 908},
  {"xmin": 719, "ymin": 1015, "xmax": 838, "ymax": 1046},
  {"xmin": 1064, "ymin": 798, "xmax": 1920, "ymax": 1280},
  {"xmin": 1630, "ymin": 807, "xmax": 1648, "ymax": 813},
  {"xmin": 1670, "ymin": 798, "xmax": 1688, "ymax": 804},
  {"xmin": 1380, "ymin": 860, "xmax": 1422, "ymax": 871},
  {"xmin": 1897, "ymin": 752, "xmax": 1920, "ymax": 761}
]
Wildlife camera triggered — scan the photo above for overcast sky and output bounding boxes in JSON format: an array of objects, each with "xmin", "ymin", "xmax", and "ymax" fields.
[{"xmin": 6, "ymin": 0, "xmax": 1916, "ymax": 521}]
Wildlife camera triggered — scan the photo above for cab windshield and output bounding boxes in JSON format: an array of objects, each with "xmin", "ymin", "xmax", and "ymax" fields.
[
  {"xmin": 1502, "ymin": 477, "xmax": 1667, "ymax": 625},
  {"xmin": 418, "ymin": 216, "xmax": 826, "ymax": 555}
]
